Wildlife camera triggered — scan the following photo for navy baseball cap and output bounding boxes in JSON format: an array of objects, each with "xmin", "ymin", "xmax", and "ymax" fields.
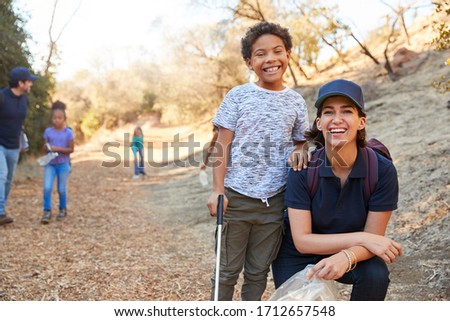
[
  {"xmin": 314, "ymin": 79, "xmax": 364, "ymax": 111},
  {"xmin": 8, "ymin": 67, "xmax": 38, "ymax": 82}
]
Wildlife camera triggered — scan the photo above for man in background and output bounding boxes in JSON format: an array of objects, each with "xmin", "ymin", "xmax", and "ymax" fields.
[{"xmin": 0, "ymin": 67, "xmax": 37, "ymax": 225}]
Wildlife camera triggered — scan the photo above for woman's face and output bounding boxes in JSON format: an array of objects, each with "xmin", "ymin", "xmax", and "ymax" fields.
[{"xmin": 316, "ymin": 96, "xmax": 366, "ymax": 148}]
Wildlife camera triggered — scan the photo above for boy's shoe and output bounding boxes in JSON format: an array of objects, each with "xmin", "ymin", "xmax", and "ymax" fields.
[
  {"xmin": 56, "ymin": 209, "xmax": 67, "ymax": 221},
  {"xmin": 0, "ymin": 214, "xmax": 14, "ymax": 225},
  {"xmin": 140, "ymin": 171, "xmax": 147, "ymax": 176},
  {"xmin": 40, "ymin": 210, "xmax": 51, "ymax": 224},
  {"xmin": 132, "ymin": 175, "xmax": 140, "ymax": 179}
]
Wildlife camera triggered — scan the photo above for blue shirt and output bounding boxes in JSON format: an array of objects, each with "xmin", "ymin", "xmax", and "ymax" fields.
[
  {"xmin": 0, "ymin": 88, "xmax": 29, "ymax": 149},
  {"xmin": 285, "ymin": 148, "xmax": 399, "ymax": 234}
]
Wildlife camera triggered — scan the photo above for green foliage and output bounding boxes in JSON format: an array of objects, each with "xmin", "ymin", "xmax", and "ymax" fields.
[
  {"xmin": 0, "ymin": 0, "xmax": 30, "ymax": 84},
  {"xmin": 0, "ymin": 0, "xmax": 53, "ymax": 153},
  {"xmin": 80, "ymin": 109, "xmax": 100, "ymax": 139},
  {"xmin": 25, "ymin": 77, "xmax": 52, "ymax": 151},
  {"xmin": 431, "ymin": 1, "xmax": 450, "ymax": 93},
  {"xmin": 141, "ymin": 91, "xmax": 157, "ymax": 113}
]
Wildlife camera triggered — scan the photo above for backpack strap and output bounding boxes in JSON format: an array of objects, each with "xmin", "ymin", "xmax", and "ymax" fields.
[
  {"xmin": 306, "ymin": 148, "xmax": 324, "ymax": 199},
  {"xmin": 361, "ymin": 147, "xmax": 379, "ymax": 202},
  {"xmin": 307, "ymin": 147, "xmax": 379, "ymax": 203}
]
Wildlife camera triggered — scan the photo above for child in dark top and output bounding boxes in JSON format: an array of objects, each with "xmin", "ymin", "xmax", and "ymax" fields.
[
  {"xmin": 272, "ymin": 79, "xmax": 402, "ymax": 300},
  {"xmin": 40, "ymin": 101, "xmax": 74, "ymax": 223}
]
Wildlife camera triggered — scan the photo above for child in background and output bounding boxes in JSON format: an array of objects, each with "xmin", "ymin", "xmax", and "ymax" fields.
[
  {"xmin": 131, "ymin": 126, "xmax": 146, "ymax": 179},
  {"xmin": 40, "ymin": 101, "xmax": 74, "ymax": 224}
]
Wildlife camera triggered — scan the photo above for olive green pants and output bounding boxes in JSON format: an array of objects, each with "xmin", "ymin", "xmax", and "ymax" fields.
[{"xmin": 211, "ymin": 187, "xmax": 285, "ymax": 301}]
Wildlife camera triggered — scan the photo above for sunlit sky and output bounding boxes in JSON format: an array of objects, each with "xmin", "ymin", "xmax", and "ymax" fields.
[{"xmin": 14, "ymin": 0, "xmax": 431, "ymax": 81}]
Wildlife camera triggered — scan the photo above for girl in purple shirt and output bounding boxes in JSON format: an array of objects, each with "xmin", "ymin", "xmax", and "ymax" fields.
[{"xmin": 40, "ymin": 101, "xmax": 74, "ymax": 224}]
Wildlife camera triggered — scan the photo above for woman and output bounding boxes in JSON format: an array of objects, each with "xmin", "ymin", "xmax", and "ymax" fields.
[{"xmin": 272, "ymin": 79, "xmax": 402, "ymax": 301}]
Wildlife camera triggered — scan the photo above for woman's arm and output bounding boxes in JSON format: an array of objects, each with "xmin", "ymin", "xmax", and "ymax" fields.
[{"xmin": 289, "ymin": 209, "xmax": 402, "ymax": 280}]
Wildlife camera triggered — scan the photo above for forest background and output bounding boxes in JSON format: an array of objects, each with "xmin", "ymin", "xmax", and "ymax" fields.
[
  {"xmin": 1, "ymin": 0, "xmax": 448, "ymax": 151},
  {"xmin": 1, "ymin": 0, "xmax": 449, "ymax": 304}
]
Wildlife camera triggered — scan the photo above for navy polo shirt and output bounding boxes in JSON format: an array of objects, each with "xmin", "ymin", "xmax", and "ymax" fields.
[
  {"xmin": 285, "ymin": 148, "xmax": 398, "ymax": 234},
  {"xmin": 0, "ymin": 88, "xmax": 29, "ymax": 149}
]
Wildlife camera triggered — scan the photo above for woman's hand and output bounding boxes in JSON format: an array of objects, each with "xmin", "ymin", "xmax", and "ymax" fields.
[
  {"xmin": 306, "ymin": 252, "xmax": 349, "ymax": 280},
  {"xmin": 361, "ymin": 233, "xmax": 402, "ymax": 263}
]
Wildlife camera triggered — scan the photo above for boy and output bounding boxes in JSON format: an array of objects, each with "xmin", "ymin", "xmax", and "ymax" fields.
[{"xmin": 207, "ymin": 22, "xmax": 309, "ymax": 300}]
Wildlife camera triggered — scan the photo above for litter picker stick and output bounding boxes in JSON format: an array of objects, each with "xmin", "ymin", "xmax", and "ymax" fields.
[{"xmin": 214, "ymin": 194, "xmax": 224, "ymax": 301}]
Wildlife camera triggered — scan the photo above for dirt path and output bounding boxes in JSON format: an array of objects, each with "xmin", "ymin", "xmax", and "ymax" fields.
[
  {"xmin": 1, "ymin": 49, "xmax": 450, "ymax": 301},
  {"xmin": 0, "ymin": 148, "xmax": 215, "ymax": 300},
  {"xmin": 1, "ymin": 138, "xmax": 447, "ymax": 301}
]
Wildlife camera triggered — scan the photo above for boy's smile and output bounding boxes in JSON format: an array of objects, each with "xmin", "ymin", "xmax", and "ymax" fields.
[{"xmin": 246, "ymin": 34, "xmax": 290, "ymax": 91}]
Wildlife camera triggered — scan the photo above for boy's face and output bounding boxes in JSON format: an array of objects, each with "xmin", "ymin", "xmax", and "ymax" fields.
[{"xmin": 245, "ymin": 34, "xmax": 290, "ymax": 91}]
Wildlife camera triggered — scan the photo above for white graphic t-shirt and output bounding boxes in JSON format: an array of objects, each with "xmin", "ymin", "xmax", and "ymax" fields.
[{"xmin": 213, "ymin": 82, "xmax": 309, "ymax": 199}]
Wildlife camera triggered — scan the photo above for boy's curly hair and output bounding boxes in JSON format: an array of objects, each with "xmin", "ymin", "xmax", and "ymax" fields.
[{"xmin": 241, "ymin": 21, "xmax": 293, "ymax": 61}]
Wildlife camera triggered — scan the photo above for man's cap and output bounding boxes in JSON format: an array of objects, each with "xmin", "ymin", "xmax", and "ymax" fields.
[
  {"xmin": 314, "ymin": 79, "xmax": 364, "ymax": 111},
  {"xmin": 8, "ymin": 67, "xmax": 38, "ymax": 82}
]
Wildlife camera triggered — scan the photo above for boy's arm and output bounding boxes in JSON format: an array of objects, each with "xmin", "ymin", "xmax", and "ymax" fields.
[
  {"xmin": 288, "ymin": 140, "xmax": 309, "ymax": 171},
  {"xmin": 207, "ymin": 127, "xmax": 233, "ymax": 216}
]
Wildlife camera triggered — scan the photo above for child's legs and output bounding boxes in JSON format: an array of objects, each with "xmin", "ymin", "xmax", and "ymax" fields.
[
  {"xmin": 55, "ymin": 163, "xmax": 70, "ymax": 209},
  {"xmin": 241, "ymin": 192, "xmax": 285, "ymax": 301},
  {"xmin": 132, "ymin": 148, "xmax": 139, "ymax": 175},
  {"xmin": 211, "ymin": 188, "xmax": 256, "ymax": 300},
  {"xmin": 211, "ymin": 214, "xmax": 251, "ymax": 301},
  {"xmin": 337, "ymin": 256, "xmax": 390, "ymax": 301},
  {"xmin": 43, "ymin": 165, "xmax": 56, "ymax": 211},
  {"xmin": 137, "ymin": 148, "xmax": 144, "ymax": 172}
]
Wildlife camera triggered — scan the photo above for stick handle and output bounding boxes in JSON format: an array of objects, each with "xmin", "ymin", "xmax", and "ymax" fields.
[
  {"xmin": 217, "ymin": 194, "xmax": 224, "ymax": 225},
  {"xmin": 214, "ymin": 194, "xmax": 224, "ymax": 301}
]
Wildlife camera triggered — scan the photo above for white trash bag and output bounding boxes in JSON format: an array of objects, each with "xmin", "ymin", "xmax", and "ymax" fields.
[
  {"xmin": 37, "ymin": 143, "xmax": 58, "ymax": 166},
  {"xmin": 37, "ymin": 152, "xmax": 59, "ymax": 166},
  {"xmin": 269, "ymin": 265, "xmax": 338, "ymax": 301}
]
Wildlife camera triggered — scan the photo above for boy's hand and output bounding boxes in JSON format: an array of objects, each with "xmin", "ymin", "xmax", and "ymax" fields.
[
  {"xmin": 207, "ymin": 191, "xmax": 228, "ymax": 217},
  {"xmin": 288, "ymin": 148, "xmax": 310, "ymax": 171}
]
